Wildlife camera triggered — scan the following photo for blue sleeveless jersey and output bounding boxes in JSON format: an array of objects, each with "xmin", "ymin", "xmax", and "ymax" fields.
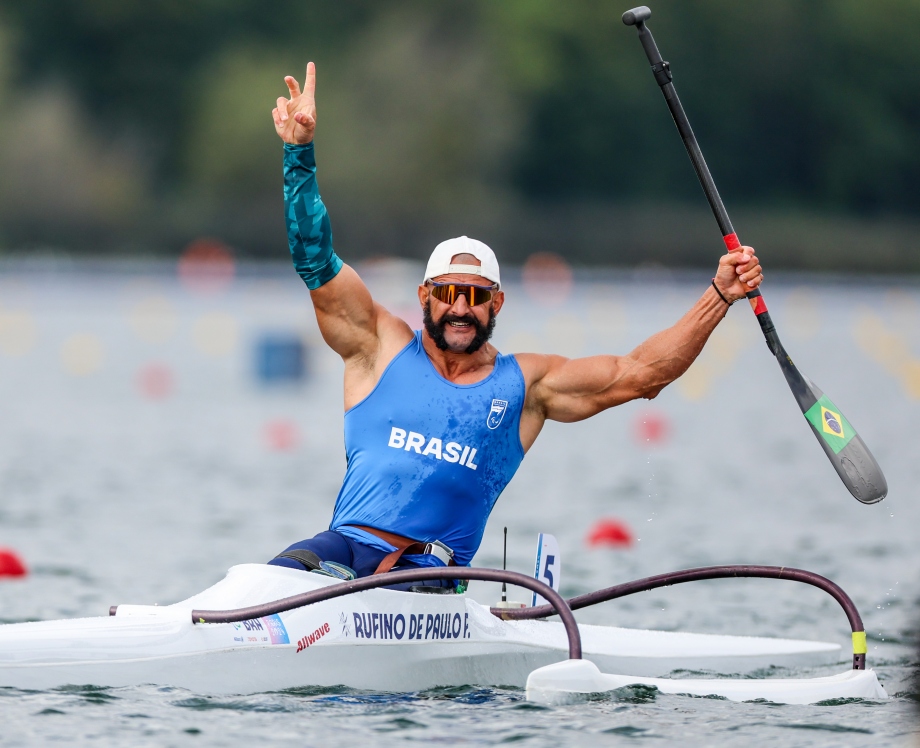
[{"xmin": 330, "ymin": 331, "xmax": 526, "ymax": 566}]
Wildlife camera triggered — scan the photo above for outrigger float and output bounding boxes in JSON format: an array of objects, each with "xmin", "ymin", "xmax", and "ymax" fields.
[{"xmin": 0, "ymin": 563, "xmax": 886, "ymax": 704}]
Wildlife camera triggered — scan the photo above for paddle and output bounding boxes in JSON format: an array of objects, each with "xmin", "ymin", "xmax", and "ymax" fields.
[{"xmin": 622, "ymin": 6, "xmax": 887, "ymax": 504}]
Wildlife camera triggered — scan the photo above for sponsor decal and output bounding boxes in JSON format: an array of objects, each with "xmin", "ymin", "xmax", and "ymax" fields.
[
  {"xmin": 296, "ymin": 622, "xmax": 331, "ymax": 653},
  {"xmin": 263, "ymin": 614, "xmax": 290, "ymax": 645},
  {"xmin": 803, "ymin": 395, "xmax": 854, "ymax": 454},
  {"xmin": 487, "ymin": 399, "xmax": 508, "ymax": 429},
  {"xmin": 387, "ymin": 427, "xmax": 479, "ymax": 470},
  {"xmin": 339, "ymin": 611, "xmax": 352, "ymax": 638},
  {"xmin": 351, "ymin": 611, "xmax": 470, "ymax": 641},
  {"xmin": 231, "ymin": 614, "xmax": 290, "ymax": 645}
]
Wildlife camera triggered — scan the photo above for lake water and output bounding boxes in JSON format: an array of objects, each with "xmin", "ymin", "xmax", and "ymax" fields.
[{"xmin": 0, "ymin": 259, "xmax": 917, "ymax": 746}]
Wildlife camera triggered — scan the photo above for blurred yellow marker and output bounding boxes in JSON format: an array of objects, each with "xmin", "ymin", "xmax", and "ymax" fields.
[
  {"xmin": 902, "ymin": 360, "xmax": 920, "ymax": 400},
  {"xmin": 677, "ymin": 317, "xmax": 746, "ymax": 401},
  {"xmin": 677, "ymin": 360, "xmax": 714, "ymax": 401},
  {"xmin": 61, "ymin": 333, "xmax": 104, "ymax": 376},
  {"xmin": 130, "ymin": 296, "xmax": 177, "ymax": 343},
  {"xmin": 853, "ymin": 309, "xmax": 920, "ymax": 399},
  {"xmin": 192, "ymin": 312, "xmax": 238, "ymax": 356},
  {"xmin": 0, "ymin": 310, "xmax": 37, "ymax": 356}
]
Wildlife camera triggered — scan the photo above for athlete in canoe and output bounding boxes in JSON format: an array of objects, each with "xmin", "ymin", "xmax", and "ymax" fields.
[{"xmin": 267, "ymin": 64, "xmax": 763, "ymax": 585}]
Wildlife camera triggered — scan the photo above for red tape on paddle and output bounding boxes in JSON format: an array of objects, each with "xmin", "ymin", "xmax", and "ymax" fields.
[
  {"xmin": 723, "ymin": 233, "xmax": 741, "ymax": 252},
  {"xmin": 750, "ymin": 295, "xmax": 768, "ymax": 315}
]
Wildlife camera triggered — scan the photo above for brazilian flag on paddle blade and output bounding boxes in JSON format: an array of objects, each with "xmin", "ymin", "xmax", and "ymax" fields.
[{"xmin": 803, "ymin": 395, "xmax": 854, "ymax": 454}]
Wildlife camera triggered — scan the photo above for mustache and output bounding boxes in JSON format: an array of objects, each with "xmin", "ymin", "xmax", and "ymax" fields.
[
  {"xmin": 441, "ymin": 314, "xmax": 478, "ymax": 326},
  {"xmin": 423, "ymin": 303, "xmax": 496, "ymax": 354}
]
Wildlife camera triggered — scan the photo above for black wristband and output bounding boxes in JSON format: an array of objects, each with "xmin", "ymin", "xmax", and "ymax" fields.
[{"xmin": 711, "ymin": 279, "xmax": 733, "ymax": 306}]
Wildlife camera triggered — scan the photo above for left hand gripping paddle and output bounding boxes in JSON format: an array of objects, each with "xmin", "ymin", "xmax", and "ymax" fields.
[{"xmin": 623, "ymin": 6, "xmax": 887, "ymax": 503}]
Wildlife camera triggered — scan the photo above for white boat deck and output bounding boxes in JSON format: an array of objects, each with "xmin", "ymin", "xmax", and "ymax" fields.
[{"xmin": 0, "ymin": 564, "xmax": 857, "ymax": 698}]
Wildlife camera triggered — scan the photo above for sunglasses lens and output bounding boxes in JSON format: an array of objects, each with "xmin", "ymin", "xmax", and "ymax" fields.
[
  {"xmin": 430, "ymin": 285, "xmax": 453, "ymax": 304},
  {"xmin": 430, "ymin": 284, "xmax": 492, "ymax": 306},
  {"xmin": 469, "ymin": 286, "xmax": 492, "ymax": 305}
]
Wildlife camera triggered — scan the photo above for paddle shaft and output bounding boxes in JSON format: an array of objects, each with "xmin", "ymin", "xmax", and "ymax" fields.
[
  {"xmin": 624, "ymin": 7, "xmax": 887, "ymax": 504},
  {"xmin": 629, "ymin": 16, "xmax": 779, "ymax": 354}
]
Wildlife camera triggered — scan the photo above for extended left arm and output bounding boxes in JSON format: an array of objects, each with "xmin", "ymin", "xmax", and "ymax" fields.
[{"xmin": 524, "ymin": 247, "xmax": 762, "ymax": 424}]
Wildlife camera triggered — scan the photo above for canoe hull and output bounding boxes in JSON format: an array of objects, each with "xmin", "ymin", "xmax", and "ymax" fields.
[{"xmin": 0, "ymin": 564, "xmax": 846, "ymax": 694}]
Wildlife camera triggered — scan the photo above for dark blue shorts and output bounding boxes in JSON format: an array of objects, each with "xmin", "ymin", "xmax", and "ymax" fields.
[{"xmin": 267, "ymin": 530, "xmax": 453, "ymax": 590}]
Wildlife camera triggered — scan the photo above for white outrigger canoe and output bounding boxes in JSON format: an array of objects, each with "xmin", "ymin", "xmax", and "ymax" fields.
[{"xmin": 0, "ymin": 563, "xmax": 886, "ymax": 704}]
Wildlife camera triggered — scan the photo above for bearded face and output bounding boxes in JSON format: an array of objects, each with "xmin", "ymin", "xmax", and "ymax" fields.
[{"xmin": 423, "ymin": 299, "xmax": 496, "ymax": 354}]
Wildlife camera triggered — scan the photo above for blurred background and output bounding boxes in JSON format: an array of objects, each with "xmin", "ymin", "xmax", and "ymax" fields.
[
  {"xmin": 0, "ymin": 0, "xmax": 919, "ymax": 650},
  {"xmin": 0, "ymin": 0, "xmax": 919, "ymax": 268},
  {"xmin": 0, "ymin": 1, "xmax": 918, "ymax": 739}
]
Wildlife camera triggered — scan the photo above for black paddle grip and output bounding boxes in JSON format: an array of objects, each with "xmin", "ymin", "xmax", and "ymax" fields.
[{"xmin": 622, "ymin": 6, "xmax": 651, "ymax": 26}]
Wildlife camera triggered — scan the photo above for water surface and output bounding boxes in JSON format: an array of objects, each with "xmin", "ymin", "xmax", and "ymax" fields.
[{"xmin": 0, "ymin": 261, "xmax": 917, "ymax": 745}]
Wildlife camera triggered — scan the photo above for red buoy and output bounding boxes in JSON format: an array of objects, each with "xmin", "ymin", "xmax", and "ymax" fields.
[
  {"xmin": 586, "ymin": 519, "xmax": 634, "ymax": 548},
  {"xmin": 0, "ymin": 548, "xmax": 27, "ymax": 577},
  {"xmin": 634, "ymin": 411, "xmax": 670, "ymax": 446},
  {"xmin": 178, "ymin": 238, "xmax": 236, "ymax": 295},
  {"xmin": 264, "ymin": 420, "xmax": 301, "ymax": 452},
  {"xmin": 137, "ymin": 363, "xmax": 175, "ymax": 400}
]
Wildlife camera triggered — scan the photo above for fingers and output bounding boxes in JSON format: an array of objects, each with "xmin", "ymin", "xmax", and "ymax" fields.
[
  {"xmin": 284, "ymin": 75, "xmax": 301, "ymax": 99},
  {"xmin": 724, "ymin": 245, "xmax": 753, "ymax": 263},
  {"xmin": 271, "ymin": 107, "xmax": 283, "ymax": 130},
  {"xmin": 304, "ymin": 61, "xmax": 316, "ymax": 98},
  {"xmin": 734, "ymin": 249, "xmax": 762, "ymax": 288},
  {"xmin": 294, "ymin": 112, "xmax": 316, "ymax": 131},
  {"xmin": 738, "ymin": 262, "xmax": 763, "ymax": 287},
  {"xmin": 276, "ymin": 96, "xmax": 289, "ymax": 121},
  {"xmin": 717, "ymin": 245, "xmax": 763, "ymax": 290}
]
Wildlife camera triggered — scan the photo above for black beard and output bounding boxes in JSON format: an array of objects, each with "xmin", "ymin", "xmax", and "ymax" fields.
[{"xmin": 423, "ymin": 302, "xmax": 496, "ymax": 354}]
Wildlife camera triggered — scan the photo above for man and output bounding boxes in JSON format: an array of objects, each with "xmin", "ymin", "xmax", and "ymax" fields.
[{"xmin": 267, "ymin": 64, "xmax": 763, "ymax": 585}]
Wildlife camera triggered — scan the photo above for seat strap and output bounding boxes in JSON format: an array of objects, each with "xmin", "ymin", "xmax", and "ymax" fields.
[
  {"xmin": 351, "ymin": 525, "xmax": 425, "ymax": 575},
  {"xmin": 350, "ymin": 525, "xmax": 455, "ymax": 575}
]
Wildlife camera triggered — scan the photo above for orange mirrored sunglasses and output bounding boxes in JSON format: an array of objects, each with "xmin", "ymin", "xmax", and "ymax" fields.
[{"xmin": 427, "ymin": 282, "xmax": 496, "ymax": 306}]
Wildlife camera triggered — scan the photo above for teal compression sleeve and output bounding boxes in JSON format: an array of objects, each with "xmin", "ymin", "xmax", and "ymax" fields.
[{"xmin": 283, "ymin": 142, "xmax": 343, "ymax": 290}]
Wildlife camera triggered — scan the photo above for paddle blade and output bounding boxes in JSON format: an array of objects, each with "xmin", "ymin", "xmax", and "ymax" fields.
[
  {"xmin": 775, "ymin": 350, "xmax": 887, "ymax": 504},
  {"xmin": 807, "ymin": 425, "xmax": 887, "ymax": 504}
]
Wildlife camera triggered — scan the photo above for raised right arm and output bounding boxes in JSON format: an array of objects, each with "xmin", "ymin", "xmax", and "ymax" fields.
[
  {"xmin": 274, "ymin": 64, "xmax": 410, "ymax": 366},
  {"xmin": 282, "ymin": 141, "xmax": 377, "ymax": 360}
]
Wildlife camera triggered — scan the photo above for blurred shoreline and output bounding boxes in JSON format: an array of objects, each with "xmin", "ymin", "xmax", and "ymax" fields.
[{"xmin": 2, "ymin": 252, "xmax": 920, "ymax": 285}]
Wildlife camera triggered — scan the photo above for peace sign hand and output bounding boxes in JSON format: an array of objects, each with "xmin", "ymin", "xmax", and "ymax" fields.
[{"xmin": 272, "ymin": 61, "xmax": 317, "ymax": 145}]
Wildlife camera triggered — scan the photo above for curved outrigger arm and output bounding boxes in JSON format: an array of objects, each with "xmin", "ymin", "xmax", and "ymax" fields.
[
  {"xmin": 491, "ymin": 565, "xmax": 869, "ymax": 670},
  {"xmin": 190, "ymin": 566, "xmax": 583, "ymax": 660}
]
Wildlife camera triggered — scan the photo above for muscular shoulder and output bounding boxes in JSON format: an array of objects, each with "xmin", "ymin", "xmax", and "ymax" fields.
[
  {"xmin": 374, "ymin": 305, "xmax": 415, "ymax": 358},
  {"xmin": 513, "ymin": 352, "xmax": 566, "ymax": 385},
  {"xmin": 512, "ymin": 352, "xmax": 568, "ymax": 408}
]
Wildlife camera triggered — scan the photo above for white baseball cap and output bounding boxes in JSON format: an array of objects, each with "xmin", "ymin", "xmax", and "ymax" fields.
[{"xmin": 423, "ymin": 236, "xmax": 501, "ymax": 289}]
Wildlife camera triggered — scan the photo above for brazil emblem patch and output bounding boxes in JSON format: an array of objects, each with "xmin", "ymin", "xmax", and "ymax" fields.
[
  {"xmin": 487, "ymin": 399, "xmax": 508, "ymax": 429},
  {"xmin": 804, "ymin": 395, "xmax": 854, "ymax": 454},
  {"xmin": 821, "ymin": 406, "xmax": 844, "ymax": 437}
]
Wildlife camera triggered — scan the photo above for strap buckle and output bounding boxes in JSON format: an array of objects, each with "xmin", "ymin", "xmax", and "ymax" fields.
[{"xmin": 423, "ymin": 540, "xmax": 454, "ymax": 566}]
